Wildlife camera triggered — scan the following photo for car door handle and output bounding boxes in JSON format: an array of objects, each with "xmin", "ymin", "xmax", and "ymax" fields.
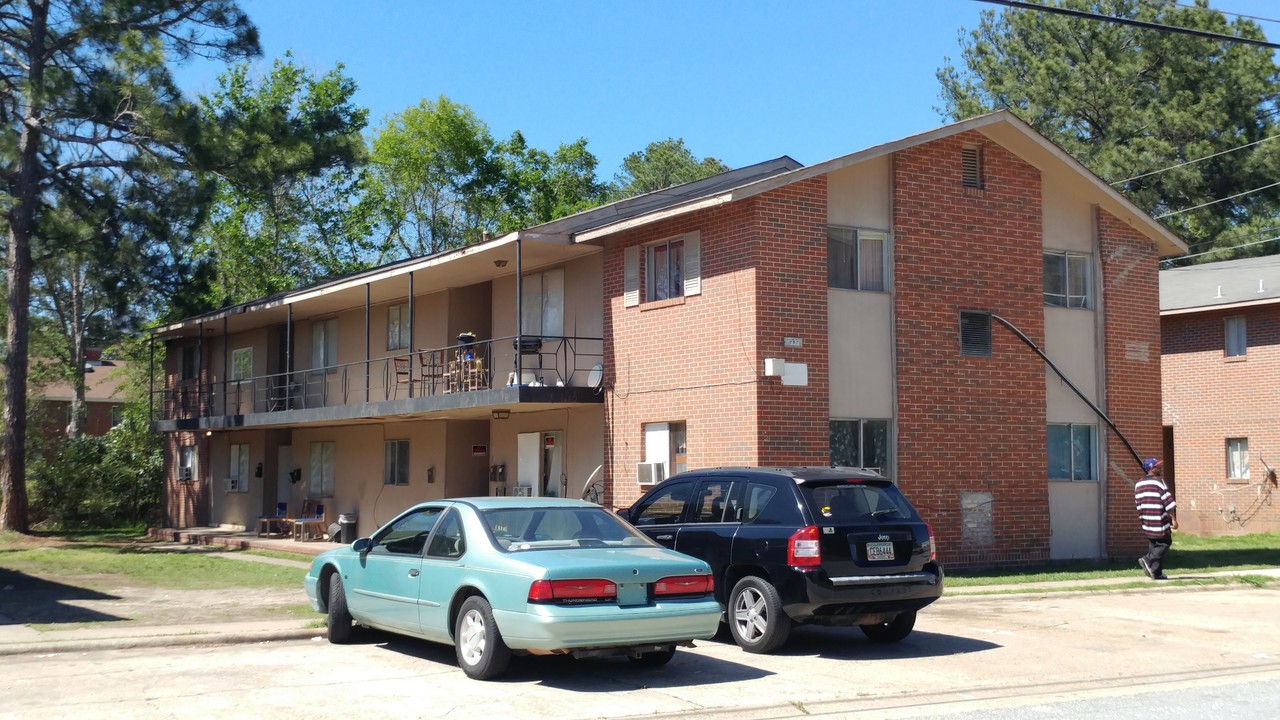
[
  {"xmin": 408, "ymin": 569, "xmax": 419, "ymax": 577},
  {"xmin": 656, "ymin": 534, "xmax": 674, "ymax": 541}
]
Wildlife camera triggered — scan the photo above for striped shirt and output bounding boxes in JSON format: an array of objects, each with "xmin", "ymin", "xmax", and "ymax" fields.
[{"xmin": 1134, "ymin": 474, "xmax": 1177, "ymax": 537}]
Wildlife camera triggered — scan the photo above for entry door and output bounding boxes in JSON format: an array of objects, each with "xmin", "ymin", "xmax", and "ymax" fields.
[
  {"xmin": 1048, "ymin": 481, "xmax": 1101, "ymax": 560},
  {"xmin": 277, "ymin": 446, "xmax": 294, "ymax": 514}
]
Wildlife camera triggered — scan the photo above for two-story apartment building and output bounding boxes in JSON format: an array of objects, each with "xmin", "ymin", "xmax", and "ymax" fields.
[
  {"xmin": 152, "ymin": 110, "xmax": 1186, "ymax": 567},
  {"xmin": 1160, "ymin": 255, "xmax": 1280, "ymax": 535}
]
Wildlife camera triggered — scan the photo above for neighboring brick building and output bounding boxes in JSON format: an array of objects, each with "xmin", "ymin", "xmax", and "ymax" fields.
[
  {"xmin": 1160, "ymin": 256, "xmax": 1280, "ymax": 535},
  {"xmin": 152, "ymin": 110, "xmax": 1184, "ymax": 567}
]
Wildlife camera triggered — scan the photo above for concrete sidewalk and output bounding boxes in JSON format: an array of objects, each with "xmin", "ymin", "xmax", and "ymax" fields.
[{"xmin": 3, "ymin": 557, "xmax": 1276, "ymax": 658}]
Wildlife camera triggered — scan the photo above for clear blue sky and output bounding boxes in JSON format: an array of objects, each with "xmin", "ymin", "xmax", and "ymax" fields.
[{"xmin": 177, "ymin": 0, "xmax": 1280, "ymax": 181}]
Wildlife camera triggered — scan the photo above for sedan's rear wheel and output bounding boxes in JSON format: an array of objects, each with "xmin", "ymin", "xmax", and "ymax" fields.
[
  {"xmin": 326, "ymin": 574, "xmax": 354, "ymax": 644},
  {"xmin": 455, "ymin": 596, "xmax": 511, "ymax": 680},
  {"xmin": 629, "ymin": 645, "xmax": 677, "ymax": 667},
  {"xmin": 860, "ymin": 610, "xmax": 916, "ymax": 643},
  {"xmin": 728, "ymin": 576, "xmax": 791, "ymax": 654}
]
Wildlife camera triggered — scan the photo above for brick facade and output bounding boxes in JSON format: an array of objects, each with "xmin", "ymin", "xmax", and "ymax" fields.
[
  {"xmin": 601, "ymin": 178, "xmax": 830, "ymax": 509},
  {"xmin": 1097, "ymin": 211, "xmax": 1165, "ymax": 557},
  {"xmin": 892, "ymin": 132, "xmax": 1050, "ymax": 567},
  {"xmin": 1162, "ymin": 304, "xmax": 1280, "ymax": 535}
]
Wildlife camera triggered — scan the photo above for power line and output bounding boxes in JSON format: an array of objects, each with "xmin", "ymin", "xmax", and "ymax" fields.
[
  {"xmin": 1166, "ymin": 1, "xmax": 1280, "ymax": 26},
  {"xmin": 1112, "ymin": 135, "xmax": 1280, "ymax": 185},
  {"xmin": 1154, "ymin": 180, "xmax": 1280, "ymax": 218},
  {"xmin": 1163, "ymin": 232, "xmax": 1280, "ymax": 262},
  {"xmin": 975, "ymin": 0, "xmax": 1280, "ymax": 49}
]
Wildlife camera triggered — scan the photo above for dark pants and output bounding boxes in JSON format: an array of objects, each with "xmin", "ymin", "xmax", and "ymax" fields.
[{"xmin": 1144, "ymin": 534, "xmax": 1173, "ymax": 576}]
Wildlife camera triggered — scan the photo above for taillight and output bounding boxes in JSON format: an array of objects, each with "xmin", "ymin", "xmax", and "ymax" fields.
[
  {"xmin": 926, "ymin": 523, "xmax": 937, "ymax": 561},
  {"xmin": 788, "ymin": 525, "xmax": 822, "ymax": 567},
  {"xmin": 654, "ymin": 574, "xmax": 714, "ymax": 597},
  {"xmin": 528, "ymin": 578, "xmax": 618, "ymax": 604}
]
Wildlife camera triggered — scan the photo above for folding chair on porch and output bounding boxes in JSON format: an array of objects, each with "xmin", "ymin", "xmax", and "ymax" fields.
[
  {"xmin": 292, "ymin": 500, "xmax": 327, "ymax": 541},
  {"xmin": 257, "ymin": 502, "xmax": 290, "ymax": 537}
]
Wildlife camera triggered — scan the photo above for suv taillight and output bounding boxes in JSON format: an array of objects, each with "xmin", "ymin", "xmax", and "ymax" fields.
[
  {"xmin": 926, "ymin": 522, "xmax": 936, "ymax": 561},
  {"xmin": 788, "ymin": 525, "xmax": 822, "ymax": 567}
]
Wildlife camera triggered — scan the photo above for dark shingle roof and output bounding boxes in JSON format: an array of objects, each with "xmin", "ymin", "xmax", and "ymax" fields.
[{"xmin": 1160, "ymin": 255, "xmax": 1280, "ymax": 312}]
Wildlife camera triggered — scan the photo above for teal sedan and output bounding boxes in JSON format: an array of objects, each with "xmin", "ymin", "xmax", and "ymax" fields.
[{"xmin": 304, "ymin": 497, "xmax": 721, "ymax": 679}]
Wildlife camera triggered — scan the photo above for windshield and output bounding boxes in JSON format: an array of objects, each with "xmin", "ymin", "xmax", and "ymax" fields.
[
  {"xmin": 802, "ymin": 482, "xmax": 919, "ymax": 524},
  {"xmin": 482, "ymin": 506, "xmax": 658, "ymax": 551}
]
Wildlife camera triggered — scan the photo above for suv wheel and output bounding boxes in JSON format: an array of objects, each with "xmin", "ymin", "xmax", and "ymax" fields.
[
  {"xmin": 728, "ymin": 576, "xmax": 791, "ymax": 654},
  {"xmin": 860, "ymin": 610, "xmax": 916, "ymax": 643}
]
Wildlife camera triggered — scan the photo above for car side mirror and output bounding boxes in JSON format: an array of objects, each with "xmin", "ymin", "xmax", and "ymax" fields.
[
  {"xmin": 352, "ymin": 537, "xmax": 372, "ymax": 554},
  {"xmin": 615, "ymin": 507, "xmax": 631, "ymax": 520}
]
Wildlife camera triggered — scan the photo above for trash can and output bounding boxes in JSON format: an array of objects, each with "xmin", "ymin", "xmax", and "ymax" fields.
[{"xmin": 338, "ymin": 513, "xmax": 358, "ymax": 543}]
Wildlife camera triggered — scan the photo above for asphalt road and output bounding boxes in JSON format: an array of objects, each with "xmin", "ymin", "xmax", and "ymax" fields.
[{"xmin": 4, "ymin": 586, "xmax": 1279, "ymax": 720}]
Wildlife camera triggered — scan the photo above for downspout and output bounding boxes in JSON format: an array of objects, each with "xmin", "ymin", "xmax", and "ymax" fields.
[
  {"xmin": 408, "ymin": 271, "xmax": 415, "ymax": 397},
  {"xmin": 148, "ymin": 332, "xmax": 154, "ymax": 423},
  {"xmin": 364, "ymin": 283, "xmax": 371, "ymax": 403},
  {"xmin": 988, "ymin": 312, "xmax": 1143, "ymax": 471},
  {"xmin": 286, "ymin": 305, "xmax": 293, "ymax": 408},
  {"xmin": 223, "ymin": 317, "xmax": 229, "ymax": 414}
]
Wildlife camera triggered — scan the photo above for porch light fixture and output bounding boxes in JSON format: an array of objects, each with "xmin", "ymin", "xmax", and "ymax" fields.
[
  {"xmin": 492, "ymin": 409, "xmax": 511, "ymax": 420},
  {"xmin": 493, "ymin": 259, "xmax": 508, "ymax": 268}
]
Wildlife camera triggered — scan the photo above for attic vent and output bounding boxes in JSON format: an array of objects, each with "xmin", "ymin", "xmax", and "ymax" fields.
[
  {"xmin": 959, "ymin": 311, "xmax": 992, "ymax": 357},
  {"xmin": 962, "ymin": 145, "xmax": 983, "ymax": 189}
]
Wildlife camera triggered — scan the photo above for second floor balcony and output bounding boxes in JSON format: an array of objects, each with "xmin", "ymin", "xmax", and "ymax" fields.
[{"xmin": 150, "ymin": 333, "xmax": 604, "ymax": 432}]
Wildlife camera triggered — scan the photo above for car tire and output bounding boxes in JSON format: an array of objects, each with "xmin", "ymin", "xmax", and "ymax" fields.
[
  {"xmin": 326, "ymin": 574, "xmax": 354, "ymax": 644},
  {"xmin": 728, "ymin": 576, "xmax": 791, "ymax": 654},
  {"xmin": 629, "ymin": 645, "xmax": 677, "ymax": 667},
  {"xmin": 860, "ymin": 610, "xmax": 916, "ymax": 643},
  {"xmin": 455, "ymin": 596, "xmax": 511, "ymax": 680}
]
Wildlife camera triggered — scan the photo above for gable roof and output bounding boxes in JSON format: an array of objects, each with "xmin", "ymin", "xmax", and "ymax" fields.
[
  {"xmin": 570, "ymin": 110, "xmax": 1188, "ymax": 258},
  {"xmin": 1160, "ymin": 255, "xmax": 1280, "ymax": 315}
]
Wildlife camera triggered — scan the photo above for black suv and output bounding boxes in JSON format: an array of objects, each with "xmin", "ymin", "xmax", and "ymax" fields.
[{"xmin": 622, "ymin": 467, "xmax": 943, "ymax": 653}]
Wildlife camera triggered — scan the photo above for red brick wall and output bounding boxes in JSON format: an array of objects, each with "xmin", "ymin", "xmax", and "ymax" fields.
[
  {"xmin": 601, "ymin": 179, "xmax": 829, "ymax": 509},
  {"xmin": 1162, "ymin": 304, "xmax": 1280, "ymax": 535},
  {"xmin": 893, "ymin": 132, "xmax": 1049, "ymax": 568},
  {"xmin": 1097, "ymin": 211, "xmax": 1165, "ymax": 557},
  {"xmin": 164, "ymin": 431, "xmax": 209, "ymax": 528}
]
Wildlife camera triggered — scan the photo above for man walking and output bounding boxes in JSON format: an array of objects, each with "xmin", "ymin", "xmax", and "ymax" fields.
[{"xmin": 1135, "ymin": 457, "xmax": 1178, "ymax": 580}]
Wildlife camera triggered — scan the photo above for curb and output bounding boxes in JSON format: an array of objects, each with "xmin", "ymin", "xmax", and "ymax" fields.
[{"xmin": 0, "ymin": 625, "xmax": 325, "ymax": 657}]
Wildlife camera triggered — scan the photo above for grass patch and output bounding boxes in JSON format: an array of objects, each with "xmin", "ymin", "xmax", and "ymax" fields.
[
  {"xmin": 244, "ymin": 549, "xmax": 317, "ymax": 564},
  {"xmin": 946, "ymin": 531, "xmax": 1280, "ymax": 586},
  {"xmin": 0, "ymin": 546, "xmax": 305, "ymax": 590}
]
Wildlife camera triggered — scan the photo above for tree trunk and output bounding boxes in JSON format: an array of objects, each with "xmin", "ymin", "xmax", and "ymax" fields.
[
  {"xmin": 0, "ymin": 1, "xmax": 48, "ymax": 534},
  {"xmin": 66, "ymin": 266, "xmax": 88, "ymax": 439}
]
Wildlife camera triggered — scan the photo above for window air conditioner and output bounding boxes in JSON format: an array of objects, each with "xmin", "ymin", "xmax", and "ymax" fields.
[
  {"xmin": 637, "ymin": 462, "xmax": 666, "ymax": 486},
  {"xmin": 510, "ymin": 486, "xmax": 532, "ymax": 497},
  {"xmin": 225, "ymin": 477, "xmax": 240, "ymax": 493},
  {"xmin": 178, "ymin": 467, "xmax": 193, "ymax": 481}
]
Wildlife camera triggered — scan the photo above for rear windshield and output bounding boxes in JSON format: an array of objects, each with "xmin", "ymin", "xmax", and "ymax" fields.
[
  {"xmin": 800, "ymin": 481, "xmax": 919, "ymax": 523},
  {"xmin": 481, "ymin": 506, "xmax": 657, "ymax": 552}
]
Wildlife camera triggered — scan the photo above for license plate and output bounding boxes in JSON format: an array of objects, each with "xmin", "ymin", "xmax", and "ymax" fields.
[{"xmin": 866, "ymin": 541, "xmax": 895, "ymax": 561}]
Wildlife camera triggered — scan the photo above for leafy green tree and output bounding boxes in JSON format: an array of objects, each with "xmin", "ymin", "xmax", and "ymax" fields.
[
  {"xmin": 494, "ymin": 132, "xmax": 606, "ymax": 232},
  {"xmin": 0, "ymin": 0, "xmax": 259, "ymax": 533},
  {"xmin": 610, "ymin": 138, "xmax": 730, "ymax": 199},
  {"xmin": 191, "ymin": 55, "xmax": 371, "ymax": 307},
  {"xmin": 363, "ymin": 95, "xmax": 504, "ymax": 257},
  {"xmin": 937, "ymin": 0, "xmax": 1280, "ymax": 261}
]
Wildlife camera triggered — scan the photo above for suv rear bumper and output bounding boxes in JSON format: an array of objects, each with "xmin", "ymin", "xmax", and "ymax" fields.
[{"xmin": 778, "ymin": 561, "xmax": 944, "ymax": 625}]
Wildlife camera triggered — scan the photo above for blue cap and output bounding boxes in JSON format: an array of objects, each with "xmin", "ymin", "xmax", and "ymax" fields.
[{"xmin": 1142, "ymin": 458, "xmax": 1162, "ymax": 472}]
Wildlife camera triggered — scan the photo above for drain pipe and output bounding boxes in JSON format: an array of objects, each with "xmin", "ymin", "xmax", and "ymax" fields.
[{"xmin": 987, "ymin": 313, "xmax": 1144, "ymax": 471}]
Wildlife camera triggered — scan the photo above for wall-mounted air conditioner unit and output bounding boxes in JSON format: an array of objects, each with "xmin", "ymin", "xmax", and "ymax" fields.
[
  {"xmin": 178, "ymin": 467, "xmax": 193, "ymax": 481},
  {"xmin": 637, "ymin": 462, "xmax": 666, "ymax": 486},
  {"xmin": 510, "ymin": 486, "xmax": 532, "ymax": 497},
  {"xmin": 225, "ymin": 477, "xmax": 241, "ymax": 493}
]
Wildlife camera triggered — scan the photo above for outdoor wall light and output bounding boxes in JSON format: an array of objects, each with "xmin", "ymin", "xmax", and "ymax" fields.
[
  {"xmin": 493, "ymin": 259, "xmax": 509, "ymax": 268},
  {"xmin": 492, "ymin": 409, "xmax": 511, "ymax": 420}
]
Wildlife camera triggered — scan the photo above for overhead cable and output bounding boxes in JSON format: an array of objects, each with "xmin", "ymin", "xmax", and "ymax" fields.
[
  {"xmin": 1112, "ymin": 135, "xmax": 1280, "ymax": 185},
  {"xmin": 976, "ymin": 0, "xmax": 1280, "ymax": 49},
  {"xmin": 1154, "ymin": 180, "xmax": 1280, "ymax": 218}
]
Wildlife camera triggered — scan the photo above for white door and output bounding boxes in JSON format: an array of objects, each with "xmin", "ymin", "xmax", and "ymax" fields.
[
  {"xmin": 277, "ymin": 446, "xmax": 295, "ymax": 514},
  {"xmin": 517, "ymin": 432, "xmax": 540, "ymax": 497}
]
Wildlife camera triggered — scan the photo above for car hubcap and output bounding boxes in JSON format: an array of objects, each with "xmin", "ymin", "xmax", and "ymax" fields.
[
  {"xmin": 459, "ymin": 609, "xmax": 487, "ymax": 665},
  {"xmin": 733, "ymin": 587, "xmax": 767, "ymax": 642}
]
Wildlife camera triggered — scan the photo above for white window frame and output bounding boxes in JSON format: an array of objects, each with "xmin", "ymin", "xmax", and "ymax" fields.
[
  {"xmin": 521, "ymin": 268, "xmax": 565, "ymax": 337},
  {"xmin": 829, "ymin": 419, "xmax": 891, "ymax": 475},
  {"xmin": 310, "ymin": 441, "xmax": 336, "ymax": 497},
  {"xmin": 179, "ymin": 445, "xmax": 196, "ymax": 481},
  {"xmin": 1227, "ymin": 437, "xmax": 1250, "ymax": 479},
  {"xmin": 644, "ymin": 421, "xmax": 688, "ymax": 478},
  {"xmin": 1043, "ymin": 250, "xmax": 1093, "ymax": 309},
  {"xmin": 1225, "ymin": 316, "xmax": 1247, "ymax": 358},
  {"xmin": 387, "ymin": 304, "xmax": 410, "ymax": 351},
  {"xmin": 231, "ymin": 347, "xmax": 253, "ymax": 382},
  {"xmin": 646, "ymin": 237, "xmax": 685, "ymax": 302},
  {"xmin": 228, "ymin": 443, "xmax": 250, "ymax": 493},
  {"xmin": 827, "ymin": 227, "xmax": 887, "ymax": 292},
  {"xmin": 313, "ymin": 318, "xmax": 339, "ymax": 370},
  {"xmin": 384, "ymin": 439, "xmax": 410, "ymax": 486},
  {"xmin": 1047, "ymin": 423, "xmax": 1098, "ymax": 481}
]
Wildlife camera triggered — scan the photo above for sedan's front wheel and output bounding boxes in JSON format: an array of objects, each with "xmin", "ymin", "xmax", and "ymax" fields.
[
  {"xmin": 326, "ymin": 574, "xmax": 354, "ymax": 644},
  {"xmin": 728, "ymin": 576, "xmax": 791, "ymax": 654},
  {"xmin": 455, "ymin": 596, "xmax": 511, "ymax": 680}
]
